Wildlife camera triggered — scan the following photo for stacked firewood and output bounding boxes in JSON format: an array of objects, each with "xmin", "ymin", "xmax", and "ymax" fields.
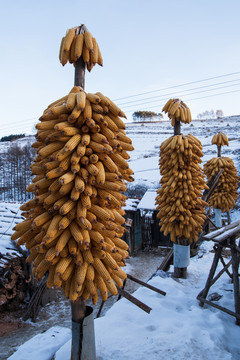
[{"xmin": 0, "ymin": 252, "xmax": 31, "ymax": 311}]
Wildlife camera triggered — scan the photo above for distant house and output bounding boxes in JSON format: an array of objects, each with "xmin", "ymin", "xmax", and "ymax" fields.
[
  {"xmin": 123, "ymin": 198, "xmax": 141, "ymax": 253},
  {"xmin": 137, "ymin": 189, "xmax": 171, "ymax": 248}
]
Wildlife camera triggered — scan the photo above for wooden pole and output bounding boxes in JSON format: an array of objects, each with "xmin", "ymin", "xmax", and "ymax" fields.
[
  {"xmin": 230, "ymin": 236, "xmax": 240, "ymax": 325},
  {"xmin": 71, "ymin": 24, "xmax": 90, "ymax": 360},
  {"xmin": 71, "ymin": 25, "xmax": 86, "ymax": 326},
  {"xmin": 215, "ymin": 144, "xmax": 222, "ymax": 227},
  {"xmin": 173, "ymin": 120, "xmax": 189, "ymax": 278}
]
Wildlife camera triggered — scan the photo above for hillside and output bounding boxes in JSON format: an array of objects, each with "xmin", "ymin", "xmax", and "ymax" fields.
[{"xmin": 1, "ymin": 116, "xmax": 240, "ymax": 195}]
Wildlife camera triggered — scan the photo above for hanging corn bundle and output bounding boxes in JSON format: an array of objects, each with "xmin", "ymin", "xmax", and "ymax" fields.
[
  {"xmin": 155, "ymin": 99, "xmax": 208, "ymax": 244},
  {"xmin": 203, "ymin": 133, "xmax": 238, "ymax": 212},
  {"xmin": 59, "ymin": 25, "xmax": 103, "ymax": 71},
  {"xmin": 11, "ymin": 85, "xmax": 134, "ymax": 303},
  {"xmin": 162, "ymin": 98, "xmax": 192, "ymax": 126}
]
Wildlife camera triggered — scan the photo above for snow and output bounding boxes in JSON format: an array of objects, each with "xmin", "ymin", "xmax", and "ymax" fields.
[
  {"xmin": 137, "ymin": 189, "xmax": 157, "ymax": 211},
  {"xmin": 2, "ymin": 117, "xmax": 240, "ymax": 359},
  {"xmin": 123, "ymin": 198, "xmax": 140, "ymax": 211},
  {"xmin": 8, "ymin": 326, "xmax": 71, "ymax": 360},
  {"xmin": 8, "ymin": 240, "xmax": 240, "ymax": 360},
  {"xmin": 0, "ymin": 202, "xmax": 23, "ymax": 255}
]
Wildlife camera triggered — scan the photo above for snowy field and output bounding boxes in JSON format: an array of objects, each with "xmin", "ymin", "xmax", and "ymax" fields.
[
  {"xmin": 1, "ymin": 116, "xmax": 240, "ymax": 359},
  {"xmin": 8, "ymin": 241, "xmax": 240, "ymax": 360},
  {"xmin": 127, "ymin": 116, "xmax": 240, "ymax": 189}
]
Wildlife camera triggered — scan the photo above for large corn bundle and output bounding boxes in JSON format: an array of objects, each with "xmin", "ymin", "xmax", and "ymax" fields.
[
  {"xmin": 155, "ymin": 134, "xmax": 208, "ymax": 243},
  {"xmin": 59, "ymin": 25, "xmax": 103, "ymax": 71},
  {"xmin": 156, "ymin": 98, "xmax": 207, "ymax": 244},
  {"xmin": 204, "ymin": 133, "xmax": 238, "ymax": 212},
  {"xmin": 11, "ymin": 86, "xmax": 134, "ymax": 303}
]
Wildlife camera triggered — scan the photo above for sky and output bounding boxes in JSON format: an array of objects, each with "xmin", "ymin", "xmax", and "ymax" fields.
[{"xmin": 0, "ymin": 0, "xmax": 240, "ymax": 137}]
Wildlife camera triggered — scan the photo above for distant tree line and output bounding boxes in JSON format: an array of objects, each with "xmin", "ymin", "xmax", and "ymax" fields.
[
  {"xmin": 0, "ymin": 134, "xmax": 26, "ymax": 142},
  {"xmin": 132, "ymin": 111, "xmax": 163, "ymax": 122},
  {"xmin": 0, "ymin": 141, "xmax": 35, "ymax": 202},
  {"xmin": 197, "ymin": 109, "xmax": 223, "ymax": 120}
]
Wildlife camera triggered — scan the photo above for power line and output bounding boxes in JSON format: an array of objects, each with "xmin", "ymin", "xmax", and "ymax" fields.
[
  {"xmin": 1, "ymin": 71, "xmax": 240, "ymax": 133},
  {"xmin": 116, "ymin": 78, "xmax": 240, "ymax": 106},
  {"xmin": 122, "ymin": 83, "xmax": 240, "ymax": 110},
  {"xmin": 124, "ymin": 88, "xmax": 240, "ymax": 114},
  {"xmin": 113, "ymin": 71, "xmax": 240, "ymax": 101}
]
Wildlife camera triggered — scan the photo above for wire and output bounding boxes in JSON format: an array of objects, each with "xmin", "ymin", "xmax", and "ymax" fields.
[
  {"xmin": 122, "ymin": 83, "xmax": 240, "ymax": 110},
  {"xmin": 124, "ymin": 88, "xmax": 240, "ymax": 114},
  {"xmin": 113, "ymin": 71, "xmax": 240, "ymax": 101},
  {"xmin": 1, "ymin": 71, "xmax": 240, "ymax": 133},
  {"xmin": 116, "ymin": 78, "xmax": 240, "ymax": 106}
]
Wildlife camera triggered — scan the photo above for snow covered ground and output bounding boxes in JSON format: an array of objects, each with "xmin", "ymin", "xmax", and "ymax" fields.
[
  {"xmin": 2, "ymin": 116, "xmax": 240, "ymax": 359},
  {"xmin": 8, "ymin": 240, "xmax": 240, "ymax": 360}
]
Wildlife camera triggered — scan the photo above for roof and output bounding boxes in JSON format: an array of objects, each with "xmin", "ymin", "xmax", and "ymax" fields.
[
  {"xmin": 137, "ymin": 189, "xmax": 158, "ymax": 211},
  {"xmin": 123, "ymin": 198, "xmax": 140, "ymax": 211}
]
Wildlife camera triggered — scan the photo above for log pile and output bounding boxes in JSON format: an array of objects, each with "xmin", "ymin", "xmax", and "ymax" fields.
[{"xmin": 0, "ymin": 251, "xmax": 31, "ymax": 311}]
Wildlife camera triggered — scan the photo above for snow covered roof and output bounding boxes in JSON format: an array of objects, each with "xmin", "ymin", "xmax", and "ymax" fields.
[
  {"xmin": 123, "ymin": 198, "xmax": 140, "ymax": 211},
  {"xmin": 0, "ymin": 202, "xmax": 23, "ymax": 254},
  {"xmin": 137, "ymin": 189, "xmax": 157, "ymax": 211}
]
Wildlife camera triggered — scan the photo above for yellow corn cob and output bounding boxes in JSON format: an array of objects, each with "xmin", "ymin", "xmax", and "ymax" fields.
[
  {"xmin": 59, "ymin": 172, "xmax": 75, "ymax": 186},
  {"xmin": 104, "ymin": 277, "xmax": 118, "ymax": 295},
  {"xmin": 74, "ymin": 250, "xmax": 84, "ymax": 266},
  {"xmin": 63, "ymin": 28, "xmax": 76, "ymax": 52},
  {"xmin": 65, "ymin": 92, "xmax": 76, "ymax": 111},
  {"xmin": 69, "ymin": 221, "xmax": 83, "ymax": 243},
  {"xmin": 86, "ymin": 264, "xmax": 95, "ymax": 281},
  {"xmin": 96, "ymin": 42, "xmax": 103, "ymax": 66},
  {"xmin": 82, "ymin": 249, "xmax": 94, "ymax": 264},
  {"xmin": 82, "ymin": 99, "xmax": 91, "ymax": 120},
  {"xmin": 74, "ymin": 33, "xmax": 84, "ymax": 59},
  {"xmin": 61, "ymin": 262, "xmax": 75, "ymax": 282},
  {"xmin": 59, "ymin": 245, "xmax": 69, "ymax": 258},
  {"xmin": 68, "ymin": 238, "xmax": 78, "ymax": 256},
  {"xmin": 80, "ymin": 194, "xmax": 91, "ymax": 209},
  {"xmin": 81, "ymin": 134, "xmax": 91, "ymax": 146},
  {"xmin": 35, "ymin": 259, "xmax": 50, "ymax": 279},
  {"xmin": 82, "ymin": 229, "xmax": 90, "ymax": 248},
  {"xmin": 93, "ymin": 257, "xmax": 111, "ymax": 281},
  {"xmin": 59, "ymin": 199, "xmax": 75, "ymax": 215},
  {"xmin": 76, "ymin": 91, "xmax": 86, "ymax": 111},
  {"xmin": 64, "ymin": 134, "xmax": 81, "ymax": 152},
  {"xmin": 53, "ymin": 271, "xmax": 62, "ymax": 287},
  {"xmin": 45, "ymin": 246, "xmax": 57, "ymax": 262},
  {"xmin": 44, "ymin": 192, "xmax": 62, "ymax": 207},
  {"xmin": 55, "ymin": 229, "xmax": 72, "ymax": 255},
  {"xmin": 61, "ymin": 127, "xmax": 80, "ymax": 136},
  {"xmin": 82, "ymin": 287, "xmax": 90, "ymax": 301},
  {"xmin": 76, "ymin": 144, "xmax": 86, "ymax": 157},
  {"xmin": 77, "ymin": 217, "xmax": 92, "ymax": 231},
  {"xmin": 85, "ymin": 280, "xmax": 97, "ymax": 296},
  {"xmin": 44, "ymin": 215, "xmax": 62, "ymax": 239},
  {"xmin": 32, "ymin": 212, "xmax": 52, "ymax": 227},
  {"xmin": 90, "ymin": 205, "xmax": 111, "ymax": 221},
  {"xmin": 98, "ymin": 154, "xmax": 118, "ymax": 173},
  {"xmin": 71, "ymin": 187, "xmax": 80, "ymax": 201},
  {"xmin": 84, "ymin": 31, "xmax": 94, "ymax": 51},
  {"xmin": 56, "ymin": 255, "xmax": 72, "ymax": 275},
  {"xmin": 75, "ymin": 261, "xmax": 88, "ymax": 285}
]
